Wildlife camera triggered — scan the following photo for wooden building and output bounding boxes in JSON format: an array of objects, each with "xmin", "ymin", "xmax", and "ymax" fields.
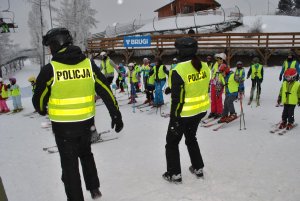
[{"xmin": 155, "ymin": 0, "xmax": 221, "ymax": 18}]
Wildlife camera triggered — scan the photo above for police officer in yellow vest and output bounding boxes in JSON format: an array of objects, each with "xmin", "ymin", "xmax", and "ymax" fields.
[
  {"xmin": 247, "ymin": 57, "xmax": 264, "ymax": 106},
  {"xmin": 33, "ymin": 28, "xmax": 123, "ymax": 201},
  {"xmin": 279, "ymin": 52, "xmax": 300, "ymax": 82},
  {"xmin": 99, "ymin": 51, "xmax": 120, "ymax": 85},
  {"xmin": 163, "ymin": 37, "xmax": 210, "ymax": 183}
]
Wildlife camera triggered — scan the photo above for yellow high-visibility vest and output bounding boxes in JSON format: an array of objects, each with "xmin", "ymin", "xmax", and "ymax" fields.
[
  {"xmin": 48, "ymin": 58, "xmax": 95, "ymax": 122},
  {"xmin": 174, "ymin": 61, "xmax": 211, "ymax": 117}
]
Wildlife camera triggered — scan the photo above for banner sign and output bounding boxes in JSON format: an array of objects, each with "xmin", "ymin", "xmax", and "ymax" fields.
[{"xmin": 123, "ymin": 35, "xmax": 151, "ymax": 48}]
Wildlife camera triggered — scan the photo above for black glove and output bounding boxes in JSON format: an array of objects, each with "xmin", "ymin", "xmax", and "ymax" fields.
[
  {"xmin": 277, "ymin": 97, "xmax": 281, "ymax": 105},
  {"xmin": 111, "ymin": 112, "xmax": 123, "ymax": 133},
  {"xmin": 164, "ymin": 87, "xmax": 171, "ymax": 95},
  {"xmin": 168, "ymin": 117, "xmax": 182, "ymax": 135},
  {"xmin": 279, "ymin": 74, "xmax": 282, "ymax": 81}
]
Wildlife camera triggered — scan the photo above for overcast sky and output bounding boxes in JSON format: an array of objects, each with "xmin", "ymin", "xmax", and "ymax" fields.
[{"xmin": 1, "ymin": 0, "xmax": 280, "ymax": 48}]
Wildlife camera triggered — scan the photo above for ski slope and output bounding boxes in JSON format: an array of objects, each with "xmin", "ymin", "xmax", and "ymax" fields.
[{"xmin": 0, "ymin": 61, "xmax": 300, "ymax": 201}]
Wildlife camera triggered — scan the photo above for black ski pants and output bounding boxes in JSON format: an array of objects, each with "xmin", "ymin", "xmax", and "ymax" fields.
[
  {"xmin": 222, "ymin": 95, "xmax": 237, "ymax": 116},
  {"xmin": 146, "ymin": 85, "xmax": 154, "ymax": 101},
  {"xmin": 165, "ymin": 112, "xmax": 206, "ymax": 175},
  {"xmin": 282, "ymin": 104, "xmax": 296, "ymax": 124},
  {"xmin": 250, "ymin": 78, "xmax": 262, "ymax": 100},
  {"xmin": 55, "ymin": 133, "xmax": 100, "ymax": 201}
]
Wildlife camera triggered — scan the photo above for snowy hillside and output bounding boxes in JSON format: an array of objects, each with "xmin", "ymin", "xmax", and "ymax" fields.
[
  {"xmin": 135, "ymin": 14, "xmax": 300, "ymax": 34},
  {"xmin": 0, "ymin": 61, "xmax": 300, "ymax": 201}
]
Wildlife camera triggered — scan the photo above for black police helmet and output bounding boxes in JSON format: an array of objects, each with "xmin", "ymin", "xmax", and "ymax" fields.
[
  {"xmin": 175, "ymin": 37, "xmax": 198, "ymax": 58},
  {"xmin": 42, "ymin": 28, "xmax": 73, "ymax": 53}
]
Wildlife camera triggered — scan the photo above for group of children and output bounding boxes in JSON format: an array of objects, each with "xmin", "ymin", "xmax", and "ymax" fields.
[
  {"xmin": 206, "ymin": 52, "xmax": 300, "ymax": 130},
  {"xmin": 115, "ymin": 57, "xmax": 171, "ymax": 107},
  {"xmin": 0, "ymin": 77, "xmax": 23, "ymax": 113}
]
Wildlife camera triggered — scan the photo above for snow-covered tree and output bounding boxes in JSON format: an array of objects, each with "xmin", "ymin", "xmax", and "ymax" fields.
[
  {"xmin": 278, "ymin": 0, "xmax": 294, "ymax": 14},
  {"xmin": 55, "ymin": 0, "xmax": 97, "ymax": 50},
  {"xmin": 0, "ymin": 33, "xmax": 19, "ymax": 77},
  {"xmin": 295, "ymin": 0, "xmax": 300, "ymax": 8},
  {"xmin": 27, "ymin": 0, "xmax": 48, "ymax": 67},
  {"xmin": 293, "ymin": 0, "xmax": 300, "ymax": 15}
]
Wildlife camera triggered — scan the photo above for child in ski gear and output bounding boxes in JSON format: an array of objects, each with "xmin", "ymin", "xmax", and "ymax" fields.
[
  {"xmin": 28, "ymin": 76, "xmax": 36, "ymax": 94},
  {"xmin": 234, "ymin": 61, "xmax": 246, "ymax": 99},
  {"xmin": 141, "ymin": 58, "xmax": 150, "ymax": 91},
  {"xmin": 208, "ymin": 53, "xmax": 225, "ymax": 119},
  {"xmin": 217, "ymin": 64, "xmax": 240, "ymax": 123},
  {"xmin": 33, "ymin": 28, "xmax": 123, "ymax": 201},
  {"xmin": 0, "ymin": 78, "xmax": 10, "ymax": 113},
  {"xmin": 116, "ymin": 63, "xmax": 126, "ymax": 93},
  {"xmin": 149, "ymin": 58, "xmax": 169, "ymax": 107},
  {"xmin": 165, "ymin": 58, "xmax": 178, "ymax": 95},
  {"xmin": 163, "ymin": 37, "xmax": 210, "ymax": 183},
  {"xmin": 279, "ymin": 52, "xmax": 300, "ymax": 82},
  {"xmin": 126, "ymin": 62, "xmax": 138, "ymax": 104},
  {"xmin": 144, "ymin": 63, "xmax": 155, "ymax": 105},
  {"xmin": 247, "ymin": 57, "xmax": 264, "ymax": 106},
  {"xmin": 8, "ymin": 77, "xmax": 23, "ymax": 112},
  {"xmin": 277, "ymin": 68, "xmax": 300, "ymax": 130},
  {"xmin": 99, "ymin": 51, "xmax": 120, "ymax": 85},
  {"xmin": 134, "ymin": 62, "xmax": 142, "ymax": 92}
]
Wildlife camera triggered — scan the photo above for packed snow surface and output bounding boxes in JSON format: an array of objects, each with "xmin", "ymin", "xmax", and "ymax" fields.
[{"xmin": 0, "ymin": 60, "xmax": 300, "ymax": 201}]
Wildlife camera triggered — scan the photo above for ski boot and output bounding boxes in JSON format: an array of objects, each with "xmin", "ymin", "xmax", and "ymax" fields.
[
  {"xmin": 207, "ymin": 112, "xmax": 215, "ymax": 118},
  {"xmin": 279, "ymin": 121, "xmax": 287, "ymax": 129},
  {"xmin": 90, "ymin": 188, "xmax": 102, "ymax": 199},
  {"xmin": 218, "ymin": 116, "xmax": 228, "ymax": 123},
  {"xmin": 286, "ymin": 123, "xmax": 294, "ymax": 130},
  {"xmin": 226, "ymin": 113, "xmax": 238, "ymax": 123},
  {"xmin": 189, "ymin": 166, "xmax": 203, "ymax": 178},
  {"xmin": 214, "ymin": 113, "xmax": 222, "ymax": 119},
  {"xmin": 162, "ymin": 172, "xmax": 182, "ymax": 183}
]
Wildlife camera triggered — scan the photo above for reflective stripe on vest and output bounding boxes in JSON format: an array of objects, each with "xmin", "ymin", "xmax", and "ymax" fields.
[
  {"xmin": 48, "ymin": 58, "xmax": 95, "ymax": 122},
  {"xmin": 282, "ymin": 81, "xmax": 300, "ymax": 105},
  {"xmin": 251, "ymin": 64, "xmax": 263, "ymax": 79},
  {"xmin": 174, "ymin": 61, "xmax": 211, "ymax": 117},
  {"xmin": 284, "ymin": 60, "xmax": 296, "ymax": 72},
  {"xmin": 154, "ymin": 65, "xmax": 166, "ymax": 80},
  {"xmin": 101, "ymin": 58, "xmax": 114, "ymax": 75}
]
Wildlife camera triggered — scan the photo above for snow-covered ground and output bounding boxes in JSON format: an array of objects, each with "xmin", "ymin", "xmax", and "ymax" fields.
[{"xmin": 0, "ymin": 61, "xmax": 300, "ymax": 201}]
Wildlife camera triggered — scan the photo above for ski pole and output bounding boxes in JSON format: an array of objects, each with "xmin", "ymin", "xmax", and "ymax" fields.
[{"xmin": 240, "ymin": 94, "xmax": 246, "ymax": 130}]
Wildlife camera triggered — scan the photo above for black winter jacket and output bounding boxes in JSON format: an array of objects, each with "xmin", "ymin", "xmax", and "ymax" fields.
[{"xmin": 32, "ymin": 45, "xmax": 121, "ymax": 138}]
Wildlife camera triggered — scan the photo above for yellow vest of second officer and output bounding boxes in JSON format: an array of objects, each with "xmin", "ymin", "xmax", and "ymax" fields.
[{"xmin": 174, "ymin": 61, "xmax": 211, "ymax": 117}]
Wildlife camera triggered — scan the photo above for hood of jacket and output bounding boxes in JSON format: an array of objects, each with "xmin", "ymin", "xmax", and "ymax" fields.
[{"xmin": 52, "ymin": 45, "xmax": 86, "ymax": 65}]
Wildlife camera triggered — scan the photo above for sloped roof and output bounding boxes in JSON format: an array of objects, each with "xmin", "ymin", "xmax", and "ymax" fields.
[{"xmin": 154, "ymin": 0, "xmax": 221, "ymax": 12}]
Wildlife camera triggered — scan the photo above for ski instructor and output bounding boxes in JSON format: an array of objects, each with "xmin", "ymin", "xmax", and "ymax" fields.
[
  {"xmin": 163, "ymin": 37, "xmax": 210, "ymax": 183},
  {"xmin": 32, "ymin": 28, "xmax": 124, "ymax": 201}
]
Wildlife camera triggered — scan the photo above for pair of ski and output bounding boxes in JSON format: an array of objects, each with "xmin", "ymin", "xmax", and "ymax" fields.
[
  {"xmin": 269, "ymin": 123, "xmax": 298, "ymax": 135},
  {"xmin": 43, "ymin": 130, "xmax": 117, "ymax": 154},
  {"xmin": 202, "ymin": 115, "xmax": 240, "ymax": 131}
]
